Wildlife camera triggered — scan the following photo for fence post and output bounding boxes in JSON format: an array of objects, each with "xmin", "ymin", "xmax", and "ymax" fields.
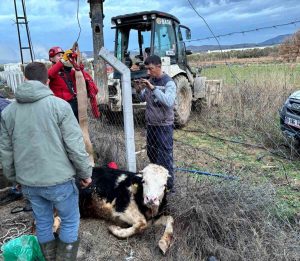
[{"xmin": 98, "ymin": 47, "xmax": 136, "ymax": 172}]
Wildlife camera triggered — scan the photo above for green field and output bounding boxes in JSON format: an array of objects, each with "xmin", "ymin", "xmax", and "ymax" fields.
[{"xmin": 199, "ymin": 63, "xmax": 300, "ymax": 88}]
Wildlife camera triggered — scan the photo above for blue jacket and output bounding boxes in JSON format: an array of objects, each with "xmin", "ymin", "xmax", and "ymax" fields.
[{"xmin": 0, "ymin": 95, "xmax": 11, "ymax": 116}]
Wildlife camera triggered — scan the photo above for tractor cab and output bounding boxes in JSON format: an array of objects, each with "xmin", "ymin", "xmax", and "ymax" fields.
[
  {"xmin": 108, "ymin": 11, "xmax": 199, "ymax": 126},
  {"xmin": 111, "ymin": 10, "xmax": 191, "ymax": 79}
]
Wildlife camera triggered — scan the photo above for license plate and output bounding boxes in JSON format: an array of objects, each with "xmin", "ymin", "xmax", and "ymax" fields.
[{"xmin": 285, "ymin": 116, "xmax": 300, "ymax": 129}]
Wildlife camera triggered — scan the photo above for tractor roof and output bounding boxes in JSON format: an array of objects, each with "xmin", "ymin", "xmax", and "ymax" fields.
[{"xmin": 111, "ymin": 10, "xmax": 180, "ymax": 25}]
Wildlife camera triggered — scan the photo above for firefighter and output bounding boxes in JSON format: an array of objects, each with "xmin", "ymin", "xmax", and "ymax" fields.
[{"xmin": 48, "ymin": 46, "xmax": 79, "ymax": 120}]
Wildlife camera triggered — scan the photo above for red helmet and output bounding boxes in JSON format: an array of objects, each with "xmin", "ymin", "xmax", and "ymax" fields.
[{"xmin": 49, "ymin": 46, "xmax": 64, "ymax": 59}]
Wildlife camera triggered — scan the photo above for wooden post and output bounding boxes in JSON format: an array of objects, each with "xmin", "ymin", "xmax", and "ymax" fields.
[{"xmin": 87, "ymin": 0, "xmax": 108, "ymax": 107}]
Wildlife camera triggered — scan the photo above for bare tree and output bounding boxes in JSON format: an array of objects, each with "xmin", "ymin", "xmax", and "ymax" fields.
[{"xmin": 279, "ymin": 30, "xmax": 300, "ymax": 62}]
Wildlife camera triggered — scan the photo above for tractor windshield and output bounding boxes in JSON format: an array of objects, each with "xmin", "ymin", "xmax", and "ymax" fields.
[
  {"xmin": 153, "ymin": 17, "xmax": 176, "ymax": 58},
  {"xmin": 115, "ymin": 26, "xmax": 151, "ymax": 68}
]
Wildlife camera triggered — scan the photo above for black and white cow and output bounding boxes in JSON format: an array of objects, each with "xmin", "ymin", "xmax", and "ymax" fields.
[{"xmin": 78, "ymin": 164, "xmax": 174, "ymax": 254}]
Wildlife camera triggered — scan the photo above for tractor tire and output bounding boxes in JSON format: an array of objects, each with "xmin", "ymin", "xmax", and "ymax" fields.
[{"xmin": 174, "ymin": 75, "xmax": 192, "ymax": 127}]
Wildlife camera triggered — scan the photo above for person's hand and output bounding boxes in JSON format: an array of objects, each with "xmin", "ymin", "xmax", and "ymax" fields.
[
  {"xmin": 15, "ymin": 183, "xmax": 22, "ymax": 191},
  {"xmin": 133, "ymin": 79, "xmax": 146, "ymax": 93},
  {"xmin": 60, "ymin": 49, "xmax": 73, "ymax": 67},
  {"xmin": 80, "ymin": 177, "xmax": 92, "ymax": 189},
  {"xmin": 140, "ymin": 79, "xmax": 155, "ymax": 90},
  {"xmin": 62, "ymin": 49, "xmax": 73, "ymax": 61}
]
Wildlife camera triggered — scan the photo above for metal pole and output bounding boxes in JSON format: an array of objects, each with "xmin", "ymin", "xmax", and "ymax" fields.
[
  {"xmin": 99, "ymin": 47, "xmax": 136, "ymax": 172},
  {"xmin": 22, "ymin": 0, "xmax": 34, "ymax": 61},
  {"xmin": 13, "ymin": 0, "xmax": 24, "ymax": 64},
  {"xmin": 87, "ymin": 0, "xmax": 108, "ymax": 106}
]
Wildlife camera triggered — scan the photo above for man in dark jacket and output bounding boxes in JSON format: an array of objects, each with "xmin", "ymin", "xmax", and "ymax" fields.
[
  {"xmin": 137, "ymin": 55, "xmax": 176, "ymax": 191},
  {"xmin": 0, "ymin": 62, "xmax": 92, "ymax": 260}
]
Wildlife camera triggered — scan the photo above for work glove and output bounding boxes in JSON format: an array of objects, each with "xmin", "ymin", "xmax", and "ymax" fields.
[
  {"xmin": 62, "ymin": 49, "xmax": 73, "ymax": 61},
  {"xmin": 60, "ymin": 49, "xmax": 73, "ymax": 67}
]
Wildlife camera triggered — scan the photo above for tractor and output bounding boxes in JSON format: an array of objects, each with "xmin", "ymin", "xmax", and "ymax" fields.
[{"xmin": 103, "ymin": 10, "xmax": 206, "ymax": 126}]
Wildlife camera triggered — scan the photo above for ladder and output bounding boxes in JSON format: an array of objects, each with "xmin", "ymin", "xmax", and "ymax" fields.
[{"xmin": 13, "ymin": 0, "xmax": 34, "ymax": 64}]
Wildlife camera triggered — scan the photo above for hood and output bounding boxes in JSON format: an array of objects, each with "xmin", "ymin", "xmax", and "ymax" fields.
[
  {"xmin": 289, "ymin": 90, "xmax": 300, "ymax": 100},
  {"xmin": 15, "ymin": 80, "xmax": 53, "ymax": 103}
]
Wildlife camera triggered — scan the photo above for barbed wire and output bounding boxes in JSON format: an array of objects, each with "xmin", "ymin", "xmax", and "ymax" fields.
[{"xmin": 185, "ymin": 20, "xmax": 300, "ymax": 43}]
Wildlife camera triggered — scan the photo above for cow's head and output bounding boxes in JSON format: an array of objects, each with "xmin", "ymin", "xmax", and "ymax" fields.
[{"xmin": 140, "ymin": 164, "xmax": 169, "ymax": 214}]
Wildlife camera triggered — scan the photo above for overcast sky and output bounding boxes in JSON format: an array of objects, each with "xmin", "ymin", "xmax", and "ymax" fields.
[{"xmin": 0, "ymin": 0, "xmax": 299, "ymax": 63}]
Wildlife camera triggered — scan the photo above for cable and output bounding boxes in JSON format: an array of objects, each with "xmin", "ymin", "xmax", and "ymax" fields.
[
  {"xmin": 75, "ymin": 0, "xmax": 82, "ymax": 43},
  {"xmin": 186, "ymin": 20, "xmax": 300, "ymax": 43},
  {"xmin": 186, "ymin": 0, "xmax": 243, "ymax": 85}
]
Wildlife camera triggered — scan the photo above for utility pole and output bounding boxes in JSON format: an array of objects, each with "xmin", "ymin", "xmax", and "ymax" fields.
[
  {"xmin": 13, "ymin": 0, "xmax": 34, "ymax": 65},
  {"xmin": 87, "ymin": 0, "xmax": 108, "ymax": 107}
]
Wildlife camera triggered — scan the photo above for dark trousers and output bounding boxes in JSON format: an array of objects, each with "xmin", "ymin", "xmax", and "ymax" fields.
[
  {"xmin": 68, "ymin": 97, "xmax": 79, "ymax": 122},
  {"xmin": 147, "ymin": 125, "xmax": 174, "ymax": 189}
]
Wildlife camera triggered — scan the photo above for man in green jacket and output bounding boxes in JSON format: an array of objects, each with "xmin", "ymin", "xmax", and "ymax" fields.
[{"xmin": 0, "ymin": 62, "xmax": 92, "ymax": 261}]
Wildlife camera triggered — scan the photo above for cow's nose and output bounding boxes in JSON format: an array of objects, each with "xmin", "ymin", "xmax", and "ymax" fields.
[{"xmin": 146, "ymin": 196, "xmax": 158, "ymax": 205}]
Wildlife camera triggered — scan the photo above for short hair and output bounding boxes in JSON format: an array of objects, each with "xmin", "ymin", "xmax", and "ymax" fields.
[
  {"xmin": 24, "ymin": 62, "xmax": 48, "ymax": 84},
  {"xmin": 144, "ymin": 55, "xmax": 161, "ymax": 66}
]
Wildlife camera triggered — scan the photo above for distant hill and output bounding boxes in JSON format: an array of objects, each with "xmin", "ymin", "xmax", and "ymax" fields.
[
  {"xmin": 186, "ymin": 34, "xmax": 291, "ymax": 52},
  {"xmin": 259, "ymin": 34, "xmax": 291, "ymax": 45}
]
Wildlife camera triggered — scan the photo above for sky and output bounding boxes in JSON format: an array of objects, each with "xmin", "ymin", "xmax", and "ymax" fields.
[{"xmin": 0, "ymin": 0, "xmax": 300, "ymax": 63}]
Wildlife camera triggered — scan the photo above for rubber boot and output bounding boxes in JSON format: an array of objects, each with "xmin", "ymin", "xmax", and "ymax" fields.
[
  {"xmin": 39, "ymin": 239, "xmax": 57, "ymax": 261},
  {"xmin": 56, "ymin": 239, "xmax": 79, "ymax": 261}
]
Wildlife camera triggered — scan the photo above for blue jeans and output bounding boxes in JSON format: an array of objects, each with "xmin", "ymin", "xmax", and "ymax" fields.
[
  {"xmin": 147, "ymin": 125, "xmax": 174, "ymax": 189},
  {"xmin": 22, "ymin": 180, "xmax": 80, "ymax": 244}
]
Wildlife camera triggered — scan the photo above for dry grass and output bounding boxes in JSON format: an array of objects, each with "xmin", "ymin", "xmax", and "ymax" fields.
[{"xmin": 166, "ymin": 175, "xmax": 300, "ymax": 261}]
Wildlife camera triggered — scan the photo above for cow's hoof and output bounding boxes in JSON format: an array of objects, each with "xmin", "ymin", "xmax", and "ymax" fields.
[
  {"xmin": 108, "ymin": 225, "xmax": 120, "ymax": 234},
  {"xmin": 158, "ymin": 238, "xmax": 170, "ymax": 255}
]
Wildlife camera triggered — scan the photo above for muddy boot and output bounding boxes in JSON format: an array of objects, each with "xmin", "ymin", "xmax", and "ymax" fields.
[
  {"xmin": 39, "ymin": 239, "xmax": 57, "ymax": 261},
  {"xmin": 56, "ymin": 239, "xmax": 79, "ymax": 261}
]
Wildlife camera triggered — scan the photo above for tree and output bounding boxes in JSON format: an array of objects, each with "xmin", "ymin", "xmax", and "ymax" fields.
[{"xmin": 279, "ymin": 30, "xmax": 300, "ymax": 62}]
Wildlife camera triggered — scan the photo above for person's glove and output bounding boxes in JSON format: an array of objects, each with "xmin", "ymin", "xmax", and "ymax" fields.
[
  {"xmin": 60, "ymin": 49, "xmax": 73, "ymax": 67},
  {"xmin": 62, "ymin": 49, "xmax": 73, "ymax": 61}
]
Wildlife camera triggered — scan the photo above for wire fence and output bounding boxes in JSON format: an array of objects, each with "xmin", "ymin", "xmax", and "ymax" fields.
[{"xmin": 1, "ymin": 17, "xmax": 300, "ymax": 260}]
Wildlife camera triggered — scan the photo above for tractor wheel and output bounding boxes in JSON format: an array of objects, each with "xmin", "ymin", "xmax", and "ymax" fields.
[{"xmin": 174, "ymin": 75, "xmax": 192, "ymax": 127}]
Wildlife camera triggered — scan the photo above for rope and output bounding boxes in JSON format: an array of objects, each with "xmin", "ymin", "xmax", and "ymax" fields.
[
  {"xmin": 0, "ymin": 218, "xmax": 32, "ymax": 253},
  {"xmin": 175, "ymin": 167, "xmax": 238, "ymax": 180}
]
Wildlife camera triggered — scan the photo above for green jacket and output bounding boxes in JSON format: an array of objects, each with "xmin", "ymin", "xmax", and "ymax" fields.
[{"xmin": 0, "ymin": 80, "xmax": 92, "ymax": 186}]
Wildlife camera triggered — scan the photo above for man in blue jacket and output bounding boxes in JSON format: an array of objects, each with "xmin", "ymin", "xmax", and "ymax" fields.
[
  {"xmin": 0, "ymin": 62, "xmax": 92, "ymax": 261},
  {"xmin": 137, "ymin": 55, "xmax": 176, "ymax": 191}
]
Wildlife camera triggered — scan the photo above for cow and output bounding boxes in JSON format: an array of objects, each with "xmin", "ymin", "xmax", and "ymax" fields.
[{"xmin": 78, "ymin": 163, "xmax": 174, "ymax": 254}]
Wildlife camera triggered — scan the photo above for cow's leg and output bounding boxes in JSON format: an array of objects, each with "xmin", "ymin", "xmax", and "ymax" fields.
[
  {"xmin": 153, "ymin": 215, "xmax": 174, "ymax": 255},
  {"xmin": 109, "ymin": 201, "xmax": 147, "ymax": 238}
]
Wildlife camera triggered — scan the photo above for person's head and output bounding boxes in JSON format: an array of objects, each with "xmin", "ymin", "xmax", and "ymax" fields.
[
  {"xmin": 144, "ymin": 55, "xmax": 162, "ymax": 78},
  {"xmin": 24, "ymin": 62, "xmax": 48, "ymax": 84},
  {"xmin": 48, "ymin": 46, "xmax": 64, "ymax": 63}
]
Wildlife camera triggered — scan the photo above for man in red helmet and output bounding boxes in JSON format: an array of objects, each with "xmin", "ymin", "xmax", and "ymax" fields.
[{"xmin": 48, "ymin": 46, "xmax": 79, "ymax": 120}]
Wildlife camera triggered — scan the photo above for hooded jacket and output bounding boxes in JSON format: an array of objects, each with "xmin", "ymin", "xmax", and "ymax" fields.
[{"xmin": 0, "ymin": 80, "xmax": 92, "ymax": 186}]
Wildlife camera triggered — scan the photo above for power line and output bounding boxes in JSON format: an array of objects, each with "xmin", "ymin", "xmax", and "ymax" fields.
[
  {"xmin": 186, "ymin": 20, "xmax": 300, "ymax": 43},
  {"xmin": 186, "ymin": 0, "xmax": 242, "ymax": 84}
]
